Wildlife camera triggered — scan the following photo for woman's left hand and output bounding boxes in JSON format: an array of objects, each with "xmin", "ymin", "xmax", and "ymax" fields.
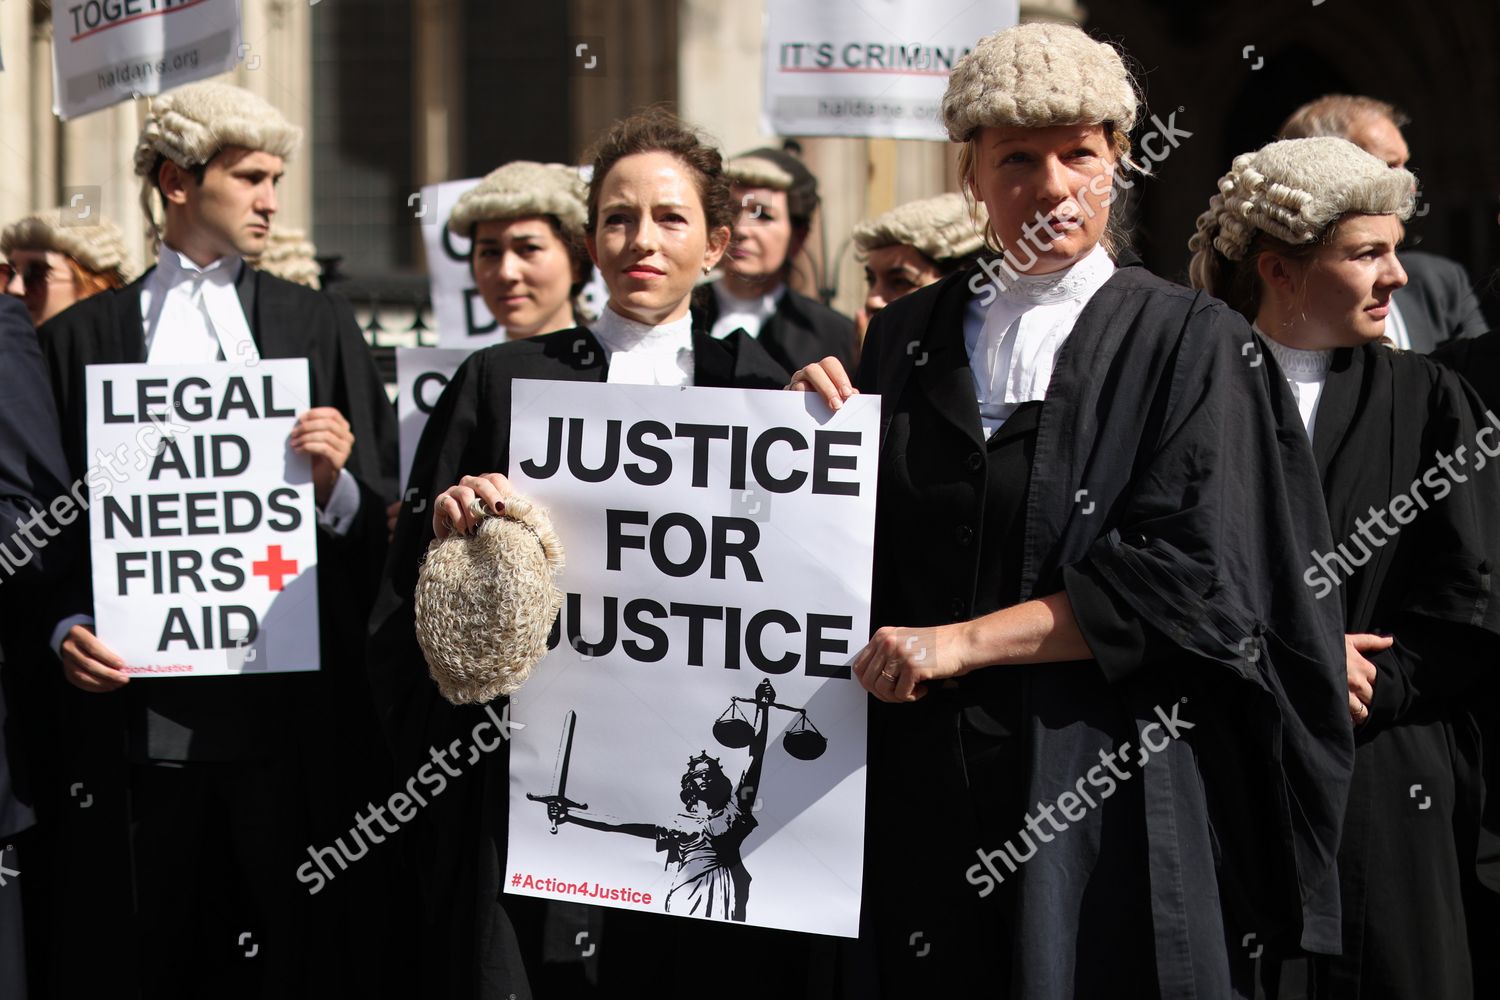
[{"xmin": 851, "ymin": 624, "xmax": 974, "ymax": 703}]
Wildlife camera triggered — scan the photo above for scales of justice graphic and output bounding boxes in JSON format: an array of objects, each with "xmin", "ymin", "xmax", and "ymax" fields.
[{"xmin": 526, "ymin": 679, "xmax": 828, "ymax": 921}]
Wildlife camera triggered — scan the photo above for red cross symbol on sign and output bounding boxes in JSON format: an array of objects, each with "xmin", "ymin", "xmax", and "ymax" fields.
[{"xmin": 252, "ymin": 545, "xmax": 299, "ymax": 591}]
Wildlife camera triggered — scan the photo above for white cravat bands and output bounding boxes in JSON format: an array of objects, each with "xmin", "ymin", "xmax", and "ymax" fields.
[
  {"xmin": 962, "ymin": 243, "xmax": 1117, "ymax": 436},
  {"xmin": 709, "ymin": 281, "xmax": 783, "ymax": 341},
  {"xmin": 590, "ymin": 303, "xmax": 695, "ymax": 386},
  {"xmin": 142, "ymin": 248, "xmax": 260, "ymax": 364},
  {"xmin": 1257, "ymin": 327, "xmax": 1333, "ymax": 443}
]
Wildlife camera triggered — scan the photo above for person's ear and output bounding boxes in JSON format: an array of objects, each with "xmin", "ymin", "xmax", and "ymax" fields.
[
  {"xmin": 704, "ymin": 225, "xmax": 731, "ymax": 270},
  {"xmin": 1257, "ymin": 252, "xmax": 1298, "ymax": 299},
  {"xmin": 158, "ymin": 160, "xmax": 192, "ymax": 207},
  {"xmin": 787, "ymin": 223, "xmax": 810, "ymax": 262},
  {"xmin": 584, "ymin": 234, "xmax": 600, "ymax": 269}
]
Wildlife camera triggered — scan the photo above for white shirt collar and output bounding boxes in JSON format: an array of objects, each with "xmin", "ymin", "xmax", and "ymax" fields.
[
  {"xmin": 709, "ymin": 280, "xmax": 783, "ymax": 340},
  {"xmin": 153, "ymin": 245, "xmax": 244, "ymax": 289},
  {"xmin": 589, "ymin": 303, "xmax": 695, "ymax": 386},
  {"xmin": 1255, "ymin": 325, "xmax": 1332, "ymax": 442},
  {"xmin": 962, "ymin": 244, "xmax": 1117, "ymax": 436},
  {"xmin": 1259, "ymin": 331, "xmax": 1333, "ymax": 377},
  {"xmin": 142, "ymin": 244, "xmax": 258, "ymax": 364},
  {"xmin": 993, "ymin": 243, "xmax": 1116, "ymax": 306}
]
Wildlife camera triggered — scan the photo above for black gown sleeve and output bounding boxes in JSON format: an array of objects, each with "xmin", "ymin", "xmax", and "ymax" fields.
[
  {"xmin": 367, "ymin": 347, "xmax": 492, "ymax": 757},
  {"xmin": 1367, "ymin": 618, "xmax": 1497, "ymax": 730},
  {"xmin": 1367, "ymin": 365, "xmax": 1500, "ymax": 726},
  {"xmin": 1055, "ymin": 298, "xmax": 1342, "ymax": 687},
  {"xmin": 0, "ymin": 302, "xmax": 76, "ymax": 605}
]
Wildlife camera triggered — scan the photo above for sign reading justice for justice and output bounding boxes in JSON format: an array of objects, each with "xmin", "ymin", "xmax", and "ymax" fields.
[
  {"xmin": 85, "ymin": 360, "xmax": 320, "ymax": 677},
  {"xmin": 506, "ymin": 380, "xmax": 877, "ymax": 938}
]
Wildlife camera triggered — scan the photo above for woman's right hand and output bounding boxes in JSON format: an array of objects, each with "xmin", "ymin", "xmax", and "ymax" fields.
[
  {"xmin": 1345, "ymin": 632, "xmax": 1392, "ymax": 726},
  {"xmin": 433, "ymin": 473, "xmax": 513, "ymax": 540},
  {"xmin": 786, "ymin": 356, "xmax": 858, "ymax": 412}
]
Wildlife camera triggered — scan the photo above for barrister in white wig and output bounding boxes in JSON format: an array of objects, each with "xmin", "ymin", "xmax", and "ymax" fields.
[
  {"xmin": 447, "ymin": 161, "xmax": 593, "ymax": 340},
  {"xmin": 1279, "ymin": 94, "xmax": 1490, "ymax": 352},
  {"xmin": 2, "ymin": 208, "xmax": 136, "ymax": 326},
  {"xmin": 851, "ymin": 191, "xmax": 987, "ymax": 346},
  {"xmin": 1191, "ymin": 136, "xmax": 1500, "ymax": 1000},
  {"xmin": 789, "ymin": 22, "xmax": 1352, "ymax": 998},
  {"xmin": 34, "ymin": 80, "xmax": 400, "ymax": 998},
  {"xmin": 691, "ymin": 146, "xmax": 856, "ymax": 372},
  {"xmin": 369, "ymin": 109, "xmax": 821, "ymax": 1000}
]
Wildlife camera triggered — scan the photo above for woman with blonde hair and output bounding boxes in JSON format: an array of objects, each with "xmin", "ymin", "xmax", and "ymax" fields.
[
  {"xmin": 1, "ymin": 209, "xmax": 135, "ymax": 326},
  {"xmin": 1191, "ymin": 136, "xmax": 1500, "ymax": 1000},
  {"xmin": 790, "ymin": 22, "xmax": 1352, "ymax": 997}
]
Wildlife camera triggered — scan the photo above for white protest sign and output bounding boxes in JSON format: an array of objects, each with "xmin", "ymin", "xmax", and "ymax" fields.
[
  {"xmin": 506, "ymin": 380, "xmax": 876, "ymax": 938},
  {"xmin": 762, "ymin": 0, "xmax": 1017, "ymax": 139},
  {"xmin": 395, "ymin": 347, "xmax": 471, "ymax": 492},
  {"xmin": 52, "ymin": 0, "xmax": 242, "ymax": 121},
  {"xmin": 86, "ymin": 359, "xmax": 320, "ymax": 677},
  {"xmin": 418, "ymin": 178, "xmax": 505, "ymax": 349}
]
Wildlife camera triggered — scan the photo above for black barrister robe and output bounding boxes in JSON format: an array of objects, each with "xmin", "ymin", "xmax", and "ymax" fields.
[
  {"xmin": 367, "ymin": 326, "xmax": 837, "ymax": 999},
  {"xmin": 37, "ymin": 266, "xmax": 402, "ymax": 997},
  {"xmin": 691, "ymin": 282, "xmax": 856, "ymax": 373},
  {"xmin": 1311, "ymin": 341, "xmax": 1500, "ymax": 999},
  {"xmin": 850, "ymin": 258, "xmax": 1353, "ymax": 999}
]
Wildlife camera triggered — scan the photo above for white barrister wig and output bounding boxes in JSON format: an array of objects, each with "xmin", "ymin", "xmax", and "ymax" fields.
[
  {"xmin": 446, "ymin": 162, "xmax": 588, "ymax": 239},
  {"xmin": 724, "ymin": 155, "xmax": 795, "ymax": 192},
  {"xmin": 0, "ymin": 209, "xmax": 137, "ymax": 283},
  {"xmin": 414, "ymin": 495, "xmax": 566, "ymax": 706},
  {"xmin": 248, "ymin": 226, "xmax": 321, "ymax": 288},
  {"xmin": 852, "ymin": 193, "xmax": 988, "ymax": 264},
  {"xmin": 1189, "ymin": 137, "xmax": 1416, "ymax": 274},
  {"xmin": 941, "ymin": 22, "xmax": 1139, "ymax": 142},
  {"xmin": 133, "ymin": 81, "xmax": 303, "ymax": 176}
]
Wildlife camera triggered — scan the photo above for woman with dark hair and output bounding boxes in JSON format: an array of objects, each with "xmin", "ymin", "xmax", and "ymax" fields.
[
  {"xmin": 852, "ymin": 191, "xmax": 987, "ymax": 347},
  {"xmin": 692, "ymin": 146, "xmax": 856, "ymax": 372},
  {"xmin": 789, "ymin": 22, "xmax": 1352, "ymax": 998},
  {"xmin": 446, "ymin": 161, "xmax": 593, "ymax": 340},
  {"xmin": 1191, "ymin": 136, "xmax": 1500, "ymax": 1000},
  {"xmin": 369, "ymin": 110, "xmax": 812, "ymax": 999}
]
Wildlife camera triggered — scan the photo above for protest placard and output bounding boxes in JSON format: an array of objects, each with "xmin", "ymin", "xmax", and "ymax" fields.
[
  {"xmin": 417, "ymin": 178, "xmax": 506, "ymax": 349},
  {"xmin": 52, "ymin": 0, "xmax": 241, "ymax": 120},
  {"xmin": 395, "ymin": 347, "xmax": 471, "ymax": 492},
  {"xmin": 505, "ymin": 379, "xmax": 876, "ymax": 937},
  {"xmin": 762, "ymin": 0, "xmax": 1017, "ymax": 139},
  {"xmin": 85, "ymin": 359, "xmax": 319, "ymax": 676}
]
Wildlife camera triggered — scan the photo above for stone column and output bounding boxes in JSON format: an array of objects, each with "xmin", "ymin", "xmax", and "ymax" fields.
[
  {"xmin": 0, "ymin": 0, "xmax": 36, "ymax": 225},
  {"xmin": 58, "ymin": 90, "xmax": 148, "ymax": 273},
  {"xmin": 237, "ymin": 0, "xmax": 315, "ymax": 235}
]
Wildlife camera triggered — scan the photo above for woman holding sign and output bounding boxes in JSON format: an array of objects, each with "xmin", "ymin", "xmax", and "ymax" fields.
[
  {"xmin": 789, "ymin": 22, "xmax": 1352, "ymax": 999},
  {"xmin": 370, "ymin": 111, "xmax": 814, "ymax": 999}
]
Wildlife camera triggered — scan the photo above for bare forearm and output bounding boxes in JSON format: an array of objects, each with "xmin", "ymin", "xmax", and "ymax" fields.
[{"xmin": 956, "ymin": 591, "xmax": 1093, "ymax": 673}]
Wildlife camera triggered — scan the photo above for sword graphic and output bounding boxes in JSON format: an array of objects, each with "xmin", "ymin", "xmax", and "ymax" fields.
[{"xmin": 526, "ymin": 710, "xmax": 588, "ymax": 834}]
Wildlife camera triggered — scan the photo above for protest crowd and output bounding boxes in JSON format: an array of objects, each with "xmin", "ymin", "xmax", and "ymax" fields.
[{"xmin": 2, "ymin": 3, "xmax": 1499, "ymax": 999}]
